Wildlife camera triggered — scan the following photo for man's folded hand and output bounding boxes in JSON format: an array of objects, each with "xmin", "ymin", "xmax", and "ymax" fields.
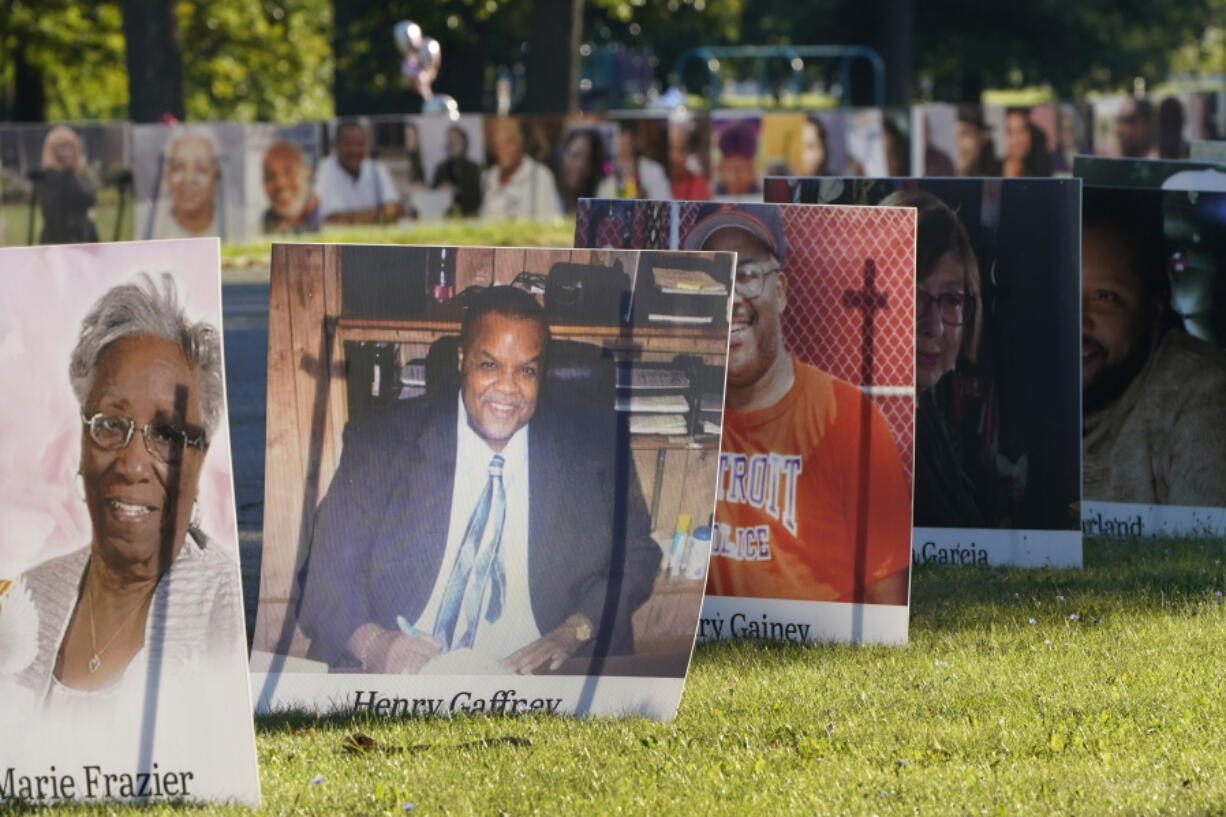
[{"xmin": 501, "ymin": 614, "xmax": 592, "ymax": 674}]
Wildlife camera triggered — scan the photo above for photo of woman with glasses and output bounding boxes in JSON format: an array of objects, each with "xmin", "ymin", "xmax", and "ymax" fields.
[
  {"xmin": 12, "ymin": 272, "xmax": 241, "ymax": 712},
  {"xmin": 881, "ymin": 189, "xmax": 990, "ymax": 527},
  {"xmin": 765, "ymin": 176, "xmax": 1083, "ymax": 565},
  {"xmin": 0, "ymin": 243, "xmax": 258, "ymax": 803}
]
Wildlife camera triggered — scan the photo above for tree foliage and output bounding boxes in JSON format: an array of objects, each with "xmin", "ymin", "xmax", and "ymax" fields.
[
  {"xmin": 177, "ymin": 0, "xmax": 333, "ymax": 121},
  {"xmin": 0, "ymin": 0, "xmax": 129, "ymax": 120},
  {"xmin": 330, "ymin": 0, "xmax": 542, "ymax": 115},
  {"xmin": 0, "ymin": 0, "xmax": 1217, "ymax": 121},
  {"xmin": 739, "ymin": 0, "xmax": 1214, "ymax": 101},
  {"xmin": 1, "ymin": 0, "xmax": 333, "ymax": 122}
]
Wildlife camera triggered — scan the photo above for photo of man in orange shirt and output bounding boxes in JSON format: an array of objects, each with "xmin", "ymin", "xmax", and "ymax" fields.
[{"xmin": 685, "ymin": 204, "xmax": 912, "ymax": 605}]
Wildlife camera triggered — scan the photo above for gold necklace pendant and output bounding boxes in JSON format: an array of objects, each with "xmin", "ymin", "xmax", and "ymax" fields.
[{"xmin": 84, "ymin": 565, "xmax": 154, "ymax": 676}]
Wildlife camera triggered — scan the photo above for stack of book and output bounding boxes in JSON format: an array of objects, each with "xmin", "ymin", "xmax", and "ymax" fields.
[
  {"xmin": 399, "ymin": 361, "xmax": 427, "ymax": 400},
  {"xmin": 699, "ymin": 390, "xmax": 724, "ymax": 435},
  {"xmin": 615, "ymin": 364, "xmax": 691, "ymax": 435},
  {"xmin": 642, "ymin": 267, "xmax": 728, "ymax": 326}
]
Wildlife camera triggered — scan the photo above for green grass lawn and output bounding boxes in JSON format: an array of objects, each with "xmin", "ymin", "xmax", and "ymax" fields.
[
  {"xmin": 2, "ymin": 189, "xmax": 133, "ymax": 247},
  {"xmin": 2, "ymin": 209, "xmax": 576, "ymax": 277},
  {"xmin": 221, "ymin": 220, "xmax": 579, "ymax": 277},
  {"xmin": 8, "ymin": 536, "xmax": 1226, "ymax": 816}
]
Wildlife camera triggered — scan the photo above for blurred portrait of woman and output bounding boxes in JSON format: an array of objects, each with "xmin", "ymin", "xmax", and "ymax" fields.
[
  {"xmin": 667, "ymin": 115, "xmax": 712, "ymax": 200},
  {"xmin": 882, "ymin": 189, "xmax": 991, "ymax": 528},
  {"xmin": 159, "ymin": 128, "xmax": 222, "ymax": 237},
  {"xmin": 404, "ymin": 121, "xmax": 427, "ymax": 186},
  {"xmin": 956, "ymin": 108, "xmax": 1002, "ymax": 177},
  {"xmin": 10, "ymin": 273, "xmax": 241, "ymax": 714},
  {"xmin": 36, "ymin": 126, "xmax": 99, "ymax": 245},
  {"xmin": 558, "ymin": 128, "xmax": 610, "ymax": 212},
  {"xmin": 1002, "ymin": 108, "xmax": 1052, "ymax": 178},
  {"xmin": 798, "ymin": 115, "xmax": 830, "ymax": 177},
  {"xmin": 608, "ymin": 122, "xmax": 670, "ymax": 200},
  {"xmin": 480, "ymin": 117, "xmax": 561, "ymax": 220},
  {"xmin": 715, "ymin": 120, "xmax": 760, "ymax": 196},
  {"xmin": 262, "ymin": 140, "xmax": 320, "ymax": 233},
  {"xmin": 431, "ymin": 124, "xmax": 483, "ymax": 216}
]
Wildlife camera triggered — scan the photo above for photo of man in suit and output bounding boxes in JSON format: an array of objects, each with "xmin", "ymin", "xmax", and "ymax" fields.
[{"xmin": 296, "ymin": 286, "xmax": 661, "ymax": 674}]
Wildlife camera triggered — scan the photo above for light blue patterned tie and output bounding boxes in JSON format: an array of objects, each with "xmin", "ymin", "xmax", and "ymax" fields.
[{"xmin": 432, "ymin": 454, "xmax": 507, "ymax": 650}]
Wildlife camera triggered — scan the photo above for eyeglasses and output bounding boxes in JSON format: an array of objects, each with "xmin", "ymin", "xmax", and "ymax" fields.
[
  {"xmin": 734, "ymin": 261, "xmax": 782, "ymax": 299},
  {"xmin": 917, "ymin": 290, "xmax": 974, "ymax": 326},
  {"xmin": 82, "ymin": 412, "xmax": 208, "ymax": 464}
]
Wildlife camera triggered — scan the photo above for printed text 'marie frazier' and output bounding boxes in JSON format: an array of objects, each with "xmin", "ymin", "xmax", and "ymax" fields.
[{"xmin": 2, "ymin": 765, "xmax": 194, "ymax": 801}]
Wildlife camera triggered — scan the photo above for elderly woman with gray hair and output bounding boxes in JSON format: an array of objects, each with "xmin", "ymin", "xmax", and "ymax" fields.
[{"xmin": 14, "ymin": 272, "xmax": 241, "ymax": 711}]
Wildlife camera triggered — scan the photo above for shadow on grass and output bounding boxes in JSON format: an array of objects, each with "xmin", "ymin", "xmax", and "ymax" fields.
[
  {"xmin": 0, "ymin": 799, "xmax": 207, "ymax": 815},
  {"xmin": 254, "ymin": 707, "xmax": 550, "ymax": 735},
  {"xmin": 910, "ymin": 536, "xmax": 1226, "ymax": 633},
  {"xmin": 685, "ymin": 536, "xmax": 1226, "ymax": 663}
]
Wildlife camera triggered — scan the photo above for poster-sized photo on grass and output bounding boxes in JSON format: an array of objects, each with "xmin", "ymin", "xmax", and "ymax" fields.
[
  {"xmin": 767, "ymin": 177, "xmax": 1083, "ymax": 569},
  {"xmin": 0, "ymin": 123, "xmax": 133, "ymax": 247},
  {"xmin": 132, "ymin": 123, "xmax": 249, "ymax": 244},
  {"xmin": 251, "ymin": 242, "xmax": 733, "ymax": 720},
  {"xmin": 575, "ymin": 198, "xmax": 916, "ymax": 647},
  {"xmin": 0, "ymin": 239, "xmax": 259, "ymax": 805},
  {"xmin": 1073, "ymin": 156, "xmax": 1226, "ymax": 539}
]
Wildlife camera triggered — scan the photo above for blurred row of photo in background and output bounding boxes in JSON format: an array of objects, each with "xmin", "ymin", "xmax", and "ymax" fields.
[
  {"xmin": 0, "ymin": 90, "xmax": 1220, "ymax": 246},
  {"xmin": 913, "ymin": 93, "xmax": 1221, "ymax": 177}
]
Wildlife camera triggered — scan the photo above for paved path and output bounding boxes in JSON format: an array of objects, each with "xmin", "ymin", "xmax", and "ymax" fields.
[{"xmin": 221, "ymin": 282, "xmax": 269, "ymax": 629}]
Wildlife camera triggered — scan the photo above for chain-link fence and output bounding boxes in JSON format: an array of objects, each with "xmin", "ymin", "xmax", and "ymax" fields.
[{"xmin": 576, "ymin": 199, "xmax": 915, "ymax": 485}]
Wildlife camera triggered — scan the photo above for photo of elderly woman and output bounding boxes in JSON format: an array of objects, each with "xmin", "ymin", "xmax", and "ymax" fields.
[
  {"xmin": 766, "ymin": 176, "xmax": 1082, "ymax": 568},
  {"xmin": 24, "ymin": 274, "xmax": 236, "ymax": 693},
  {"xmin": 0, "ymin": 241, "xmax": 257, "ymax": 804},
  {"xmin": 133, "ymin": 123, "xmax": 247, "ymax": 241}
]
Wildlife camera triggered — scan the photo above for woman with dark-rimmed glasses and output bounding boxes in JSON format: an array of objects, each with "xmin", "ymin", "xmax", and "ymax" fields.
[{"xmin": 882, "ymin": 188, "xmax": 990, "ymax": 527}]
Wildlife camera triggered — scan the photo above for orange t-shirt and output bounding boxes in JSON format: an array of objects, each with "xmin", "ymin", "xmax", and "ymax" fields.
[{"xmin": 707, "ymin": 361, "xmax": 912, "ymax": 604}]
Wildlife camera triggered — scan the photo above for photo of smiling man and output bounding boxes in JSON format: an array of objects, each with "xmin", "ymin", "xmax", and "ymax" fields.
[
  {"xmin": 1073, "ymin": 158, "xmax": 1226, "ymax": 538},
  {"xmin": 683, "ymin": 205, "xmax": 912, "ymax": 606},
  {"xmin": 575, "ymin": 199, "xmax": 917, "ymax": 644},
  {"xmin": 297, "ymin": 285, "xmax": 662, "ymax": 675},
  {"xmin": 253, "ymin": 242, "xmax": 734, "ymax": 719}
]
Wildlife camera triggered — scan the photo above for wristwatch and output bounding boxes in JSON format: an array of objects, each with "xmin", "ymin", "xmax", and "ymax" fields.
[{"xmin": 569, "ymin": 616, "xmax": 593, "ymax": 643}]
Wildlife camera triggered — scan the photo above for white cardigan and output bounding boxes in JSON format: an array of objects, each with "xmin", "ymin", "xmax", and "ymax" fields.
[{"xmin": 16, "ymin": 532, "xmax": 244, "ymax": 703}]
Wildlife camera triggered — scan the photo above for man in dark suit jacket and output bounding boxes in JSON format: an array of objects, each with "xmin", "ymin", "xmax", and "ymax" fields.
[{"xmin": 297, "ymin": 286, "xmax": 660, "ymax": 674}]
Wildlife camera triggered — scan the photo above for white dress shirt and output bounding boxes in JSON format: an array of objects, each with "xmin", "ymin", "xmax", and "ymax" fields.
[
  {"xmin": 314, "ymin": 154, "xmax": 400, "ymax": 220},
  {"xmin": 413, "ymin": 395, "xmax": 540, "ymax": 660},
  {"xmin": 480, "ymin": 156, "xmax": 561, "ymax": 220}
]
